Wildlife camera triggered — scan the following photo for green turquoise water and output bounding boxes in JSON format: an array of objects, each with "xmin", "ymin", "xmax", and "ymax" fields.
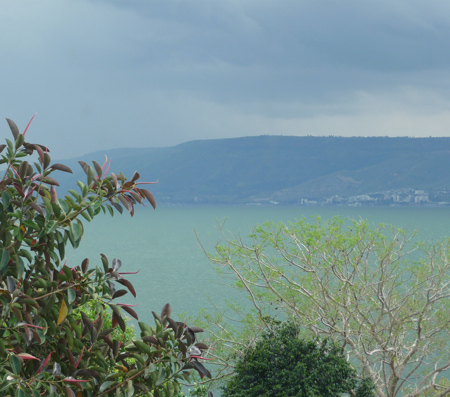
[{"xmin": 64, "ymin": 206, "xmax": 450, "ymax": 325}]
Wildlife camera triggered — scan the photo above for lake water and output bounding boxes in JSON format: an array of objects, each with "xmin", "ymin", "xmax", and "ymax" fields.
[{"xmin": 65, "ymin": 206, "xmax": 450, "ymax": 326}]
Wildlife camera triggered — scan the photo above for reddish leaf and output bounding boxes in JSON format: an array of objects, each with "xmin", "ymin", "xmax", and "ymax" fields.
[
  {"xmin": 13, "ymin": 183, "xmax": 24, "ymax": 198},
  {"xmin": 17, "ymin": 320, "xmax": 46, "ymax": 329},
  {"xmin": 17, "ymin": 353, "xmax": 39, "ymax": 360},
  {"xmin": 129, "ymin": 190, "xmax": 143, "ymax": 204},
  {"xmin": 23, "ymin": 113, "xmax": 37, "ymax": 136},
  {"xmin": 161, "ymin": 303, "xmax": 172, "ymax": 319},
  {"xmin": 37, "ymin": 351, "xmax": 54, "ymax": 374},
  {"xmin": 63, "ymin": 379, "xmax": 89, "ymax": 383},
  {"xmin": 6, "ymin": 118, "xmax": 19, "ymax": 139},
  {"xmin": 118, "ymin": 195, "xmax": 132, "ymax": 213},
  {"xmin": 67, "ymin": 348, "xmax": 76, "ymax": 367},
  {"xmin": 112, "ymin": 258, "xmax": 122, "ymax": 272},
  {"xmin": 112, "ymin": 312, "xmax": 118, "ymax": 329},
  {"xmin": 192, "ymin": 361, "xmax": 212, "ymax": 379},
  {"xmin": 92, "ymin": 161, "xmax": 103, "ymax": 179},
  {"xmin": 50, "ymin": 163, "xmax": 73, "ymax": 173},
  {"xmin": 120, "ymin": 305, "xmax": 139, "ymax": 321},
  {"xmin": 111, "ymin": 173, "xmax": 119, "ymax": 189},
  {"xmin": 75, "ymin": 369, "xmax": 100, "ymax": 379},
  {"xmin": 34, "ymin": 175, "xmax": 60, "ymax": 186},
  {"xmin": 78, "ymin": 161, "xmax": 89, "ymax": 175},
  {"xmin": 50, "ymin": 186, "xmax": 57, "ymax": 203},
  {"xmin": 75, "ymin": 346, "xmax": 85, "ymax": 369},
  {"xmin": 195, "ymin": 343, "xmax": 209, "ymax": 351},
  {"xmin": 118, "ymin": 268, "xmax": 140, "ymax": 275},
  {"xmin": 111, "ymin": 312, "xmax": 126, "ymax": 333},
  {"xmin": 116, "ymin": 278, "xmax": 136, "ymax": 298},
  {"xmin": 81, "ymin": 258, "xmax": 89, "ymax": 273},
  {"xmin": 34, "ymin": 144, "xmax": 45, "ymax": 164},
  {"xmin": 122, "ymin": 181, "xmax": 134, "ymax": 191},
  {"xmin": 190, "ymin": 326, "xmax": 204, "ymax": 333},
  {"xmin": 138, "ymin": 188, "xmax": 156, "ymax": 209},
  {"xmin": 131, "ymin": 171, "xmax": 140, "ymax": 183},
  {"xmin": 112, "ymin": 289, "xmax": 128, "ymax": 299}
]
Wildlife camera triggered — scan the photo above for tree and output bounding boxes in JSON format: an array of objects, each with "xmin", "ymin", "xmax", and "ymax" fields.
[
  {"xmin": 206, "ymin": 217, "xmax": 450, "ymax": 397},
  {"xmin": 222, "ymin": 320, "xmax": 374, "ymax": 397},
  {"xmin": 0, "ymin": 117, "xmax": 213, "ymax": 396}
]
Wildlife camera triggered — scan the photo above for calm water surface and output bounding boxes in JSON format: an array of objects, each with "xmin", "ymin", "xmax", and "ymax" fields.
[{"xmin": 65, "ymin": 206, "xmax": 450, "ymax": 325}]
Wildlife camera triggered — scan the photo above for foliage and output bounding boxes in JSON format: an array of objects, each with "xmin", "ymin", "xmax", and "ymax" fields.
[
  {"xmin": 175, "ymin": 383, "xmax": 209, "ymax": 397},
  {"xmin": 73, "ymin": 301, "xmax": 136, "ymax": 347},
  {"xmin": 206, "ymin": 217, "xmax": 450, "ymax": 397},
  {"xmin": 0, "ymin": 117, "xmax": 213, "ymax": 396},
  {"xmin": 222, "ymin": 321, "xmax": 373, "ymax": 397}
]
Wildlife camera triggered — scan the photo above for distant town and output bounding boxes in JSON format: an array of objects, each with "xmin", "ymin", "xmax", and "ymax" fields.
[{"xmin": 258, "ymin": 188, "xmax": 450, "ymax": 207}]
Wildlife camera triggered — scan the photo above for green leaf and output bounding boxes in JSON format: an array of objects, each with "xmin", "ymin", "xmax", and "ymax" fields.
[
  {"xmin": 57, "ymin": 198, "xmax": 70, "ymax": 214},
  {"xmin": 62, "ymin": 265, "xmax": 73, "ymax": 281},
  {"xmin": 67, "ymin": 289, "xmax": 76, "ymax": 305},
  {"xmin": 155, "ymin": 366, "xmax": 165, "ymax": 386},
  {"xmin": 15, "ymin": 134, "xmax": 24, "ymax": 150},
  {"xmin": 0, "ymin": 381, "xmax": 13, "ymax": 392},
  {"xmin": 15, "ymin": 255, "xmax": 24, "ymax": 279},
  {"xmin": 0, "ymin": 249, "xmax": 10, "ymax": 272},
  {"xmin": 106, "ymin": 204, "xmax": 114, "ymax": 217},
  {"xmin": 68, "ymin": 220, "xmax": 83, "ymax": 248},
  {"xmin": 80, "ymin": 211, "xmax": 91, "ymax": 222},
  {"xmin": 87, "ymin": 166, "xmax": 95, "ymax": 186},
  {"xmin": 15, "ymin": 388, "xmax": 27, "ymax": 397},
  {"xmin": 68, "ymin": 189, "xmax": 82, "ymax": 203},
  {"xmin": 45, "ymin": 220, "xmax": 58, "ymax": 234},
  {"xmin": 1, "ymin": 191, "xmax": 10, "ymax": 209},
  {"xmin": 6, "ymin": 138, "xmax": 14, "ymax": 152},
  {"xmin": 133, "ymin": 341, "xmax": 152, "ymax": 355},
  {"xmin": 99, "ymin": 381, "xmax": 115, "ymax": 393},
  {"xmin": 127, "ymin": 380, "xmax": 134, "ymax": 397},
  {"xmin": 10, "ymin": 354, "xmax": 21, "ymax": 375},
  {"xmin": 18, "ymin": 249, "xmax": 32, "ymax": 263}
]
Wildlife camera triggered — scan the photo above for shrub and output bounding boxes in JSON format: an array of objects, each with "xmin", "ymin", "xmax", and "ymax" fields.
[
  {"xmin": 222, "ymin": 321, "xmax": 373, "ymax": 397},
  {"xmin": 0, "ymin": 117, "xmax": 213, "ymax": 396}
]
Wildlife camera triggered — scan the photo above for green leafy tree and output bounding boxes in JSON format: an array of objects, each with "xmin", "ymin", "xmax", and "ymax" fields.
[
  {"xmin": 205, "ymin": 217, "xmax": 450, "ymax": 397},
  {"xmin": 222, "ymin": 321, "xmax": 374, "ymax": 397},
  {"xmin": 0, "ymin": 117, "xmax": 213, "ymax": 396}
]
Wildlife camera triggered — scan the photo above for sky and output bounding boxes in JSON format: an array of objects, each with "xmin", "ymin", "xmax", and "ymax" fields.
[{"xmin": 2, "ymin": 0, "xmax": 450, "ymax": 158}]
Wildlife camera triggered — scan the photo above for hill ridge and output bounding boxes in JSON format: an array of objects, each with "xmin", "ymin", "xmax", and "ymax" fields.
[{"xmin": 57, "ymin": 135, "xmax": 450, "ymax": 206}]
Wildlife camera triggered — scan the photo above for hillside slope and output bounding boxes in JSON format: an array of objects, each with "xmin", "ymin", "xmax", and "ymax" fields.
[{"xmin": 57, "ymin": 136, "xmax": 450, "ymax": 205}]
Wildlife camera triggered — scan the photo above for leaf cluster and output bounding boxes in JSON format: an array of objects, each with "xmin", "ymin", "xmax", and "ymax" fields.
[{"xmin": 0, "ymin": 118, "xmax": 213, "ymax": 396}]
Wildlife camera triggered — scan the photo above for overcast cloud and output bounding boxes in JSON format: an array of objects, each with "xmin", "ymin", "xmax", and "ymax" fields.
[{"xmin": 1, "ymin": 0, "xmax": 450, "ymax": 157}]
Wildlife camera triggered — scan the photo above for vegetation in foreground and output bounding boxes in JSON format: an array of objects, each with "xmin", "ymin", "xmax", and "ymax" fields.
[
  {"xmin": 222, "ymin": 321, "xmax": 374, "ymax": 397},
  {"xmin": 0, "ymin": 117, "xmax": 213, "ymax": 396},
  {"xmin": 202, "ymin": 217, "xmax": 450, "ymax": 396}
]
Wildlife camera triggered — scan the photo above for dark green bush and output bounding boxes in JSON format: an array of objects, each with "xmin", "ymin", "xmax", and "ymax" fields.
[{"xmin": 222, "ymin": 321, "xmax": 374, "ymax": 397}]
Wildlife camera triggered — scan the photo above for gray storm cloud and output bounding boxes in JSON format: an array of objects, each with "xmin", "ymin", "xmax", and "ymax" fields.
[{"xmin": 1, "ymin": 0, "xmax": 450, "ymax": 157}]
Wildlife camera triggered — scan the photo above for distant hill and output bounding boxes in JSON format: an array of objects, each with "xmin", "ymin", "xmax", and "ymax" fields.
[{"xmin": 56, "ymin": 136, "xmax": 450, "ymax": 205}]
